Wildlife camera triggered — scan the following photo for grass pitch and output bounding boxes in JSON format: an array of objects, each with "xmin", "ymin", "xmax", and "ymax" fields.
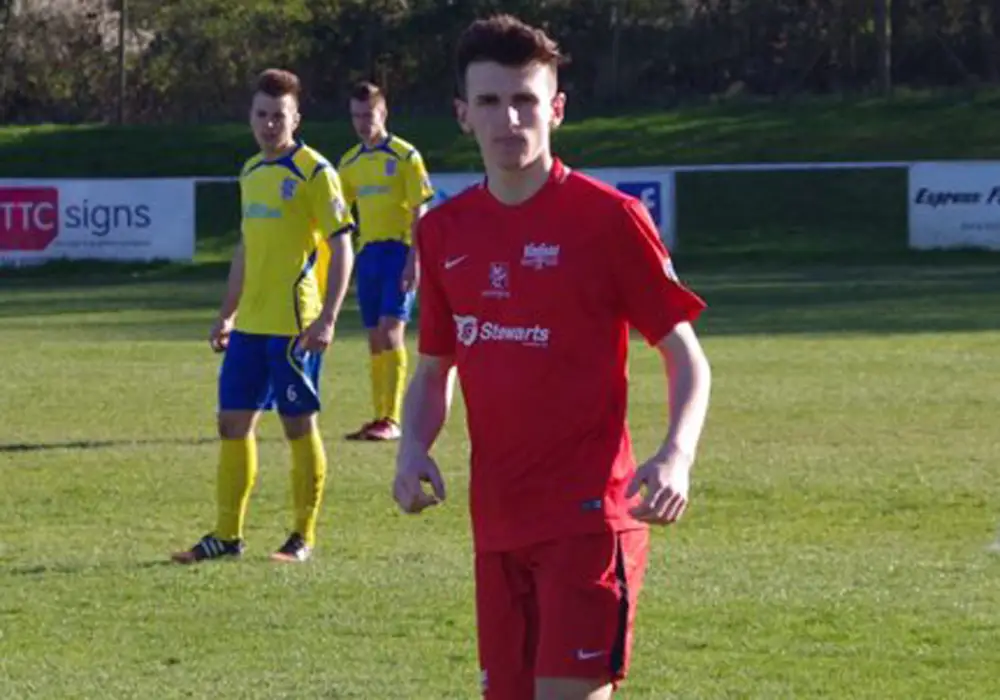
[{"xmin": 2, "ymin": 264, "xmax": 999, "ymax": 699}]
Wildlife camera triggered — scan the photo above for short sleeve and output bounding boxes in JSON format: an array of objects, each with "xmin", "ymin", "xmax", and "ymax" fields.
[
  {"xmin": 307, "ymin": 162, "xmax": 355, "ymax": 237},
  {"xmin": 609, "ymin": 198, "xmax": 706, "ymax": 345},
  {"xmin": 404, "ymin": 150, "xmax": 436, "ymax": 207},
  {"xmin": 416, "ymin": 216, "xmax": 455, "ymax": 357},
  {"xmin": 337, "ymin": 156, "xmax": 357, "ymax": 207}
]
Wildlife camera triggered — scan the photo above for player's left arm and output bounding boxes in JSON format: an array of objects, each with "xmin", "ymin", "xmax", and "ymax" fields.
[
  {"xmin": 656, "ymin": 322, "xmax": 711, "ymax": 461},
  {"xmin": 400, "ymin": 149, "xmax": 436, "ymax": 292},
  {"xmin": 318, "ymin": 232, "xmax": 354, "ymax": 323},
  {"xmin": 300, "ymin": 162, "xmax": 356, "ymax": 352},
  {"xmin": 609, "ymin": 199, "xmax": 712, "ymax": 525},
  {"xmin": 400, "ymin": 202, "xmax": 428, "ymax": 293}
]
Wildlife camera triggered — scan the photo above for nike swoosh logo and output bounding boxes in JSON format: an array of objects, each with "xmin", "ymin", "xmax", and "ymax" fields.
[
  {"xmin": 575, "ymin": 649, "xmax": 605, "ymax": 661},
  {"xmin": 444, "ymin": 255, "xmax": 468, "ymax": 270}
]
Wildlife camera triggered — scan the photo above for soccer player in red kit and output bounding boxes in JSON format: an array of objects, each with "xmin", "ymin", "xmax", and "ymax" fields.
[{"xmin": 392, "ymin": 14, "xmax": 713, "ymax": 700}]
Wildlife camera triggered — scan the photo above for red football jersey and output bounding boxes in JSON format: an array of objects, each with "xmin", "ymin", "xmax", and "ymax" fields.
[{"xmin": 417, "ymin": 159, "xmax": 706, "ymax": 552}]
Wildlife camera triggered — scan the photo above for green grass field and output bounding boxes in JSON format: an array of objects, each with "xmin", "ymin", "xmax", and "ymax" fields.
[
  {"xmin": 3, "ymin": 93, "xmax": 1000, "ymax": 697},
  {"xmin": 2, "ymin": 265, "xmax": 1000, "ymax": 699}
]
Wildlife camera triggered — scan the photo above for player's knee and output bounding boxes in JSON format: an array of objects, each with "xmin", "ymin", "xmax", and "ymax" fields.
[
  {"xmin": 217, "ymin": 411, "xmax": 255, "ymax": 440},
  {"xmin": 368, "ymin": 328, "xmax": 386, "ymax": 354},
  {"xmin": 534, "ymin": 678, "xmax": 614, "ymax": 700},
  {"xmin": 280, "ymin": 413, "xmax": 316, "ymax": 440},
  {"xmin": 380, "ymin": 318, "xmax": 405, "ymax": 348}
]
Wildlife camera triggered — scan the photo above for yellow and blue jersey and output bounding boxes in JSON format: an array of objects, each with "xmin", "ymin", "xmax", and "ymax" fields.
[
  {"xmin": 337, "ymin": 134, "xmax": 435, "ymax": 248},
  {"xmin": 236, "ymin": 141, "xmax": 354, "ymax": 337}
]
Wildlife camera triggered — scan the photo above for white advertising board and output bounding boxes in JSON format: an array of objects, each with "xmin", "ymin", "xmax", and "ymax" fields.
[
  {"xmin": 0, "ymin": 179, "xmax": 196, "ymax": 265},
  {"xmin": 908, "ymin": 162, "xmax": 1000, "ymax": 251},
  {"xmin": 427, "ymin": 166, "xmax": 677, "ymax": 248}
]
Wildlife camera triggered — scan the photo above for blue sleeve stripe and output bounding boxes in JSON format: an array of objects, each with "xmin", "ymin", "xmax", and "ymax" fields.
[
  {"xmin": 277, "ymin": 157, "xmax": 306, "ymax": 180},
  {"xmin": 339, "ymin": 149, "xmax": 364, "ymax": 168},
  {"xmin": 292, "ymin": 248, "xmax": 319, "ymax": 332},
  {"xmin": 243, "ymin": 159, "xmax": 268, "ymax": 177},
  {"xmin": 378, "ymin": 143, "xmax": 404, "ymax": 159}
]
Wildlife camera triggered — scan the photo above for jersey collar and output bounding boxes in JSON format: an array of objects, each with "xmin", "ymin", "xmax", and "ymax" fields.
[
  {"xmin": 260, "ymin": 138, "xmax": 303, "ymax": 164},
  {"xmin": 550, "ymin": 157, "xmax": 569, "ymax": 183},
  {"xmin": 479, "ymin": 155, "xmax": 569, "ymax": 206},
  {"xmin": 359, "ymin": 133, "xmax": 393, "ymax": 153}
]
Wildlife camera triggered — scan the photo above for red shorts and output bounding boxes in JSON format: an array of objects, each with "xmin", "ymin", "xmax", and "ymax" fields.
[{"xmin": 474, "ymin": 528, "xmax": 649, "ymax": 699}]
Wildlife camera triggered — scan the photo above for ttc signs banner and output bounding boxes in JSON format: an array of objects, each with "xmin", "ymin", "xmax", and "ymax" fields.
[{"xmin": 0, "ymin": 179, "xmax": 196, "ymax": 264}]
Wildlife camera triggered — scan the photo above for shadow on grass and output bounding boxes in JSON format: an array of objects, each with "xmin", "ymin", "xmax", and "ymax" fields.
[
  {"xmin": 0, "ymin": 259, "xmax": 233, "ymax": 286},
  {"xmin": 0, "ymin": 436, "xmax": 293, "ymax": 455},
  {"xmin": 3, "ymin": 559, "xmax": 178, "ymax": 578},
  {"xmin": 1, "ymin": 258, "xmax": 999, "ymax": 337},
  {"xmin": 690, "ymin": 264, "xmax": 1000, "ymax": 335},
  {"xmin": 0, "ymin": 275, "xmax": 375, "ymax": 340},
  {"xmin": 0, "ymin": 437, "xmax": 215, "ymax": 454},
  {"xmin": 0, "ymin": 312, "xmax": 374, "ymax": 343}
]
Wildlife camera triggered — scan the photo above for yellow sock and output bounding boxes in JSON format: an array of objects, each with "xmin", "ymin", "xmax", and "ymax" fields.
[
  {"xmin": 370, "ymin": 352, "xmax": 386, "ymax": 420},
  {"xmin": 383, "ymin": 346, "xmax": 408, "ymax": 425},
  {"xmin": 289, "ymin": 429, "xmax": 327, "ymax": 547},
  {"xmin": 215, "ymin": 437, "xmax": 258, "ymax": 541}
]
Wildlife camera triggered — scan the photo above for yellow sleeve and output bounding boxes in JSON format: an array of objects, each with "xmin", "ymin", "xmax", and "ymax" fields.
[
  {"xmin": 403, "ymin": 150, "xmax": 435, "ymax": 207},
  {"xmin": 307, "ymin": 162, "xmax": 355, "ymax": 236},
  {"xmin": 336, "ymin": 158, "xmax": 357, "ymax": 208}
]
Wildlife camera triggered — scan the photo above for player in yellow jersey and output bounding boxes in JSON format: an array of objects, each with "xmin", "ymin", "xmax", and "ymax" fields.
[
  {"xmin": 171, "ymin": 69, "xmax": 355, "ymax": 565},
  {"xmin": 338, "ymin": 81, "xmax": 435, "ymax": 442}
]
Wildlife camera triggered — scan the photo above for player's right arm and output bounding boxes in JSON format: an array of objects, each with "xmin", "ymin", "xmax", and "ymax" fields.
[
  {"xmin": 210, "ymin": 240, "xmax": 245, "ymax": 352},
  {"xmin": 393, "ymin": 354, "xmax": 456, "ymax": 513},
  {"xmin": 337, "ymin": 152, "xmax": 357, "ymax": 209},
  {"xmin": 393, "ymin": 214, "xmax": 457, "ymax": 514}
]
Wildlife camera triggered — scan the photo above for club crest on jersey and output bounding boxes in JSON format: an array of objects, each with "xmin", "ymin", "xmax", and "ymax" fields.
[
  {"xmin": 384, "ymin": 159, "xmax": 397, "ymax": 176},
  {"xmin": 280, "ymin": 177, "xmax": 298, "ymax": 201},
  {"xmin": 521, "ymin": 242, "xmax": 559, "ymax": 270},
  {"xmin": 483, "ymin": 262, "xmax": 511, "ymax": 299},
  {"xmin": 454, "ymin": 315, "xmax": 479, "ymax": 347}
]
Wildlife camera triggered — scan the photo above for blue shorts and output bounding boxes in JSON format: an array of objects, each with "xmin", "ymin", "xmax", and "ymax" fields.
[
  {"xmin": 356, "ymin": 240, "xmax": 416, "ymax": 330},
  {"xmin": 218, "ymin": 331, "xmax": 323, "ymax": 416}
]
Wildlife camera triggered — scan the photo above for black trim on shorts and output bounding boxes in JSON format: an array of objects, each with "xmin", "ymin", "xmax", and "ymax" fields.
[{"xmin": 608, "ymin": 533, "xmax": 630, "ymax": 678}]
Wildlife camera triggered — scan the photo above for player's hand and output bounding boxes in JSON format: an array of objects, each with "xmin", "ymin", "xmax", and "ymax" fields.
[
  {"xmin": 299, "ymin": 314, "xmax": 335, "ymax": 353},
  {"xmin": 209, "ymin": 315, "xmax": 234, "ymax": 353},
  {"xmin": 626, "ymin": 447, "xmax": 693, "ymax": 525},
  {"xmin": 400, "ymin": 251, "xmax": 419, "ymax": 293},
  {"xmin": 393, "ymin": 445, "xmax": 446, "ymax": 514}
]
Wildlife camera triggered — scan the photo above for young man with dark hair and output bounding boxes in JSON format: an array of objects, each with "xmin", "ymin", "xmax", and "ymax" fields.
[
  {"xmin": 172, "ymin": 68, "xmax": 355, "ymax": 565},
  {"xmin": 338, "ymin": 81, "xmax": 435, "ymax": 442},
  {"xmin": 392, "ymin": 15, "xmax": 712, "ymax": 700}
]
